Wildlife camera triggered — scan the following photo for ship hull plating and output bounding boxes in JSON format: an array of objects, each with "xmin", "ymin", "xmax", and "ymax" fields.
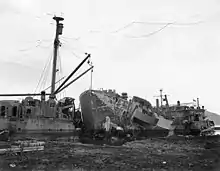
[
  {"xmin": 80, "ymin": 89, "xmax": 172, "ymax": 137},
  {"xmin": 79, "ymin": 90, "xmax": 119, "ymax": 130},
  {"xmin": 0, "ymin": 117, "xmax": 75, "ymax": 135}
]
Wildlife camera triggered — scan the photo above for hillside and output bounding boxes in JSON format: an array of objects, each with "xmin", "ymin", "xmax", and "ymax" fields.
[{"xmin": 205, "ymin": 111, "xmax": 220, "ymax": 125}]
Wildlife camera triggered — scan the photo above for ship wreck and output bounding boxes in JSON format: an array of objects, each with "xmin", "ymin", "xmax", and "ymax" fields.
[
  {"xmin": 0, "ymin": 16, "xmax": 93, "ymax": 138},
  {"xmin": 80, "ymin": 88, "xmax": 215, "ymax": 138}
]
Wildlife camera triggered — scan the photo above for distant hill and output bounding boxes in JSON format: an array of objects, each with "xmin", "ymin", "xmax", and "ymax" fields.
[{"xmin": 205, "ymin": 111, "xmax": 220, "ymax": 125}]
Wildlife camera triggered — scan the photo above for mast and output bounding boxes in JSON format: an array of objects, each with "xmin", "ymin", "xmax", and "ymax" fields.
[
  {"xmin": 90, "ymin": 68, "xmax": 93, "ymax": 90},
  {"xmin": 50, "ymin": 16, "xmax": 64, "ymax": 99},
  {"xmin": 160, "ymin": 89, "xmax": 163, "ymax": 107}
]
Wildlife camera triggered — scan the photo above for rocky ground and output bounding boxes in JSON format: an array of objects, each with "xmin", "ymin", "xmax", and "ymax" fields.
[{"xmin": 0, "ymin": 136, "xmax": 220, "ymax": 171}]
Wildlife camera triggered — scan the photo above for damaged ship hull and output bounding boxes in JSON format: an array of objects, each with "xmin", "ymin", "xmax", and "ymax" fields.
[
  {"xmin": 79, "ymin": 89, "xmax": 173, "ymax": 137},
  {"xmin": 79, "ymin": 90, "xmax": 123, "ymax": 130}
]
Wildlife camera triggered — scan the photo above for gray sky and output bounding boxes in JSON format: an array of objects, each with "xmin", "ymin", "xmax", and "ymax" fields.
[{"xmin": 0, "ymin": 0, "xmax": 220, "ymax": 113}]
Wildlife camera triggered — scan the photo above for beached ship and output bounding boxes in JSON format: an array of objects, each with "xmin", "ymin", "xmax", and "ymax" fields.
[
  {"xmin": 0, "ymin": 16, "xmax": 93, "ymax": 136},
  {"xmin": 79, "ymin": 89, "xmax": 129, "ymax": 131},
  {"xmin": 79, "ymin": 89, "xmax": 172, "ymax": 135},
  {"xmin": 80, "ymin": 88, "xmax": 214, "ymax": 137},
  {"xmin": 153, "ymin": 89, "xmax": 215, "ymax": 136}
]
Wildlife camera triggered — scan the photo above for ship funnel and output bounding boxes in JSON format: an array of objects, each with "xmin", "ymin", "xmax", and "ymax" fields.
[
  {"xmin": 156, "ymin": 99, "xmax": 159, "ymax": 108},
  {"xmin": 197, "ymin": 98, "xmax": 200, "ymax": 107},
  {"xmin": 177, "ymin": 101, "xmax": 180, "ymax": 106},
  {"xmin": 41, "ymin": 91, "xmax": 46, "ymax": 101}
]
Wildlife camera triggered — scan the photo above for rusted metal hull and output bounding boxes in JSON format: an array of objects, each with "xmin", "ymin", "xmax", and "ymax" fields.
[
  {"xmin": 79, "ymin": 89, "xmax": 173, "ymax": 135},
  {"xmin": 0, "ymin": 95, "xmax": 78, "ymax": 138},
  {"xmin": 79, "ymin": 90, "xmax": 120, "ymax": 130},
  {"xmin": 0, "ymin": 117, "xmax": 75, "ymax": 135}
]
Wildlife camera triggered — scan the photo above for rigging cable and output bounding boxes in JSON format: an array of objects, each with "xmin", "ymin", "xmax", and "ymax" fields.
[
  {"xmin": 19, "ymin": 40, "xmax": 53, "ymax": 52},
  {"xmin": 58, "ymin": 20, "xmax": 204, "ymax": 42},
  {"xmin": 33, "ymin": 50, "xmax": 53, "ymax": 95},
  {"xmin": 57, "ymin": 51, "xmax": 61, "ymax": 99},
  {"xmin": 60, "ymin": 38, "xmax": 86, "ymax": 56},
  {"xmin": 111, "ymin": 20, "xmax": 204, "ymax": 34},
  {"xmin": 61, "ymin": 43, "xmax": 83, "ymax": 59},
  {"xmin": 39, "ymin": 52, "xmax": 53, "ymax": 92},
  {"xmin": 57, "ymin": 51, "xmax": 65, "ymax": 99},
  {"xmin": 125, "ymin": 22, "xmax": 173, "ymax": 38},
  {"xmin": 60, "ymin": 36, "xmax": 80, "ymax": 41},
  {"xmin": 59, "ymin": 37, "xmax": 83, "ymax": 52}
]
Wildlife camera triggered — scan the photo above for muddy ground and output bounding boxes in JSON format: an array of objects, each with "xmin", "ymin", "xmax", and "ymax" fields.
[{"xmin": 0, "ymin": 136, "xmax": 220, "ymax": 171}]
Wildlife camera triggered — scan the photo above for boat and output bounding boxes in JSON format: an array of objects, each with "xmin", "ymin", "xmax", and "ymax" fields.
[
  {"xmin": 79, "ymin": 89, "xmax": 129, "ymax": 131},
  {"xmin": 80, "ymin": 88, "xmax": 214, "ymax": 137},
  {"xmin": 0, "ymin": 16, "xmax": 93, "ymax": 137},
  {"xmin": 79, "ymin": 89, "xmax": 172, "ymax": 136},
  {"xmin": 153, "ymin": 89, "xmax": 215, "ymax": 136}
]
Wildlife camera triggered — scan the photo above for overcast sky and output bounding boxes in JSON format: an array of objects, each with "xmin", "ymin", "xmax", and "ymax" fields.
[{"xmin": 0, "ymin": 0, "xmax": 220, "ymax": 113}]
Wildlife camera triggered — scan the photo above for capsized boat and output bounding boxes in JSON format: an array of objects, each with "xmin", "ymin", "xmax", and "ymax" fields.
[{"xmin": 0, "ymin": 16, "xmax": 93, "ymax": 136}]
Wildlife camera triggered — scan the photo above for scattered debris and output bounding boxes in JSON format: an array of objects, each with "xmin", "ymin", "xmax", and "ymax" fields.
[
  {"xmin": 0, "ymin": 137, "xmax": 219, "ymax": 170},
  {"xmin": 9, "ymin": 163, "xmax": 16, "ymax": 168},
  {"xmin": 0, "ymin": 140, "xmax": 45, "ymax": 154}
]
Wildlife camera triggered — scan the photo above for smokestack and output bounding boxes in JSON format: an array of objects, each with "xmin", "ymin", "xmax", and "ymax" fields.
[
  {"xmin": 41, "ymin": 91, "xmax": 46, "ymax": 101},
  {"xmin": 177, "ymin": 101, "xmax": 180, "ymax": 106},
  {"xmin": 156, "ymin": 99, "xmax": 159, "ymax": 108},
  {"xmin": 197, "ymin": 98, "xmax": 200, "ymax": 107}
]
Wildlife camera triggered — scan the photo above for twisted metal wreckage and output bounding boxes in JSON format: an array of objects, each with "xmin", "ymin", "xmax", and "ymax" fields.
[{"xmin": 79, "ymin": 89, "xmax": 215, "ymax": 140}]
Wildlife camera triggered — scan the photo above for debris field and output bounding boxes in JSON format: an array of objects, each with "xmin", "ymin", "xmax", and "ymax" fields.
[{"xmin": 0, "ymin": 136, "xmax": 220, "ymax": 171}]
